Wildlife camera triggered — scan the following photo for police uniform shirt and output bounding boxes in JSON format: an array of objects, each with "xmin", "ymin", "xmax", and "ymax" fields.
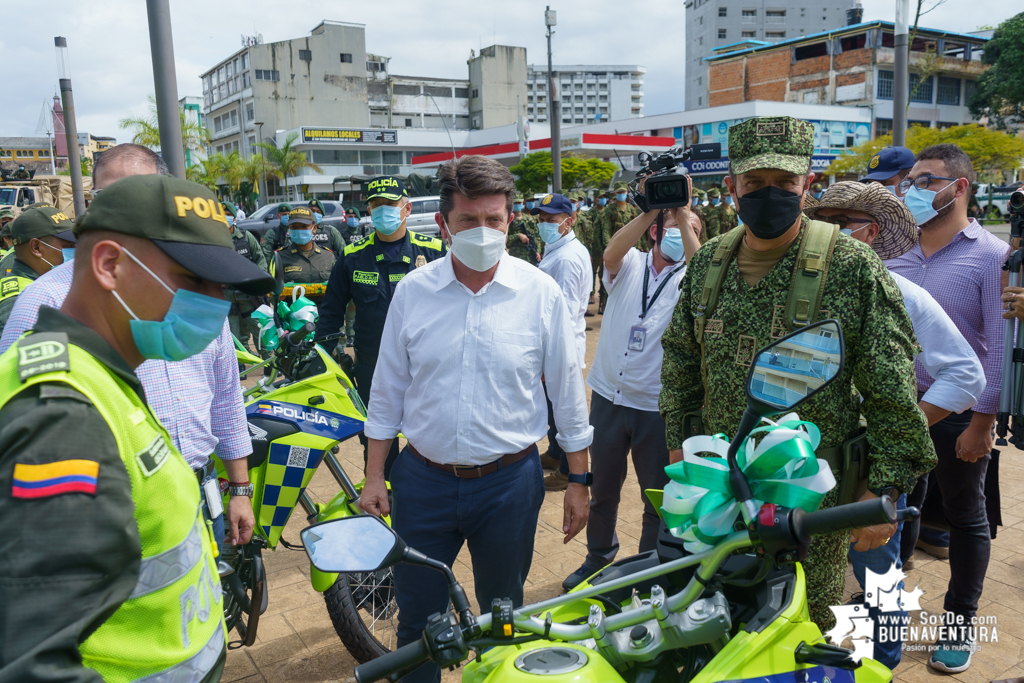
[
  {"xmin": 276, "ymin": 244, "xmax": 335, "ymax": 285},
  {"xmin": 318, "ymin": 230, "xmax": 445, "ymax": 357},
  {"xmin": 0, "ymin": 307, "xmax": 224, "ymax": 682},
  {"xmin": 0, "ymin": 258, "xmax": 40, "ymax": 336}
]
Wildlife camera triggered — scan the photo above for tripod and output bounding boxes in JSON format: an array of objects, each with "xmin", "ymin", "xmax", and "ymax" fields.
[{"xmin": 997, "ymin": 192, "xmax": 1024, "ymax": 449}]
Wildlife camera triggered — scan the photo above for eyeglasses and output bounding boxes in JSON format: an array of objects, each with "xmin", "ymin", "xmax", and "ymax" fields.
[
  {"xmin": 898, "ymin": 174, "xmax": 958, "ymax": 193},
  {"xmin": 818, "ymin": 216, "xmax": 874, "ymax": 229}
]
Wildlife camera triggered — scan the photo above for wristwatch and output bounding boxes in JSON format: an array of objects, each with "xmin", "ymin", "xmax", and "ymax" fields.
[
  {"xmin": 229, "ymin": 482, "xmax": 254, "ymax": 498},
  {"xmin": 567, "ymin": 472, "xmax": 593, "ymax": 487},
  {"xmin": 869, "ymin": 485, "xmax": 900, "ymax": 504}
]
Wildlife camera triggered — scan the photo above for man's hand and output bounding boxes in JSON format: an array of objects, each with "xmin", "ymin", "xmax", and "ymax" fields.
[
  {"xmin": 1002, "ymin": 286, "xmax": 1024, "ymax": 320},
  {"xmin": 518, "ymin": 233, "xmax": 529, "ymax": 244},
  {"xmin": 359, "ymin": 475, "xmax": 391, "ymax": 517},
  {"xmin": 226, "ymin": 495, "xmax": 255, "ymax": 546},
  {"xmin": 562, "ymin": 483, "xmax": 589, "ymax": 543},
  {"xmin": 669, "ymin": 449, "xmax": 683, "ymax": 464},
  {"xmin": 849, "ymin": 491, "xmax": 897, "ymax": 552},
  {"xmin": 955, "ymin": 414, "xmax": 994, "ymax": 462}
]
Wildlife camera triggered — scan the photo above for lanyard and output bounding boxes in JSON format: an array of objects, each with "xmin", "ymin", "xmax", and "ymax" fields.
[{"xmin": 641, "ymin": 259, "xmax": 684, "ymax": 321}]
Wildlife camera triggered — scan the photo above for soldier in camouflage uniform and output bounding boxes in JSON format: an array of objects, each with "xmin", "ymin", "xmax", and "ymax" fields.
[
  {"xmin": 658, "ymin": 116, "xmax": 935, "ymax": 633},
  {"xmin": 507, "ymin": 192, "xmax": 540, "ymax": 265},
  {"xmin": 585, "ymin": 191, "xmax": 611, "ymax": 304},
  {"xmin": 701, "ymin": 187, "xmax": 724, "ymax": 242},
  {"xmin": 707, "ymin": 187, "xmax": 739, "ymax": 241},
  {"xmin": 691, "ymin": 188, "xmax": 708, "ymax": 228}
]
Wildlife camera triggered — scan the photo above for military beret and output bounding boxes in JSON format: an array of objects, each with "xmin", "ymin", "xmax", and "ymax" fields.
[
  {"xmin": 11, "ymin": 205, "xmax": 76, "ymax": 245},
  {"xmin": 728, "ymin": 116, "xmax": 814, "ymax": 176}
]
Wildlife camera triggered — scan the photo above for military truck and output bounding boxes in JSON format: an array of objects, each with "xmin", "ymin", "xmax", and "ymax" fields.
[{"xmin": 0, "ymin": 175, "xmax": 93, "ymax": 219}]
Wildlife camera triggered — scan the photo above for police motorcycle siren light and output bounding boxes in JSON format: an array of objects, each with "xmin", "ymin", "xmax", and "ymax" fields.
[
  {"xmin": 997, "ymin": 189, "xmax": 1024, "ymax": 450},
  {"xmin": 630, "ymin": 142, "xmax": 721, "ymax": 213}
]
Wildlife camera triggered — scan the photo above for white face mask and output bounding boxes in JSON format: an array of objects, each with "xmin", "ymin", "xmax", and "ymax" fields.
[{"xmin": 445, "ymin": 222, "xmax": 506, "ymax": 272}]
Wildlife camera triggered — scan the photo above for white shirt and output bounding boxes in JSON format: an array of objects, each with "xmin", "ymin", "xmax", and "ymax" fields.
[
  {"xmin": 538, "ymin": 230, "xmax": 592, "ymax": 367},
  {"xmin": 587, "ymin": 249, "xmax": 687, "ymax": 412},
  {"xmin": 236, "ymin": 208, "xmax": 246, "ymax": 221},
  {"xmin": 364, "ymin": 252, "xmax": 593, "ymax": 466},
  {"xmin": 889, "ymin": 270, "xmax": 985, "ymax": 413}
]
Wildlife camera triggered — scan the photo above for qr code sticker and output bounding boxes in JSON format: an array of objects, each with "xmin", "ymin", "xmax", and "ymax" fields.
[{"xmin": 287, "ymin": 446, "xmax": 310, "ymax": 468}]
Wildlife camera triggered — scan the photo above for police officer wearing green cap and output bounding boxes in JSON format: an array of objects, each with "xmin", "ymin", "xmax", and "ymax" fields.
[
  {"xmin": 0, "ymin": 174, "xmax": 274, "ymax": 682},
  {"xmin": 0, "ymin": 205, "xmax": 77, "ymax": 337},
  {"xmin": 269, "ymin": 206, "xmax": 336, "ymax": 304},
  {"xmin": 319, "ymin": 175, "xmax": 445, "ymax": 478},
  {"xmin": 306, "ymin": 199, "xmax": 347, "ymax": 254},
  {"xmin": 659, "ymin": 115, "xmax": 935, "ymax": 634},
  {"xmin": 508, "ymin": 192, "xmax": 540, "ymax": 264},
  {"xmin": 259, "ymin": 202, "xmax": 294, "ymax": 263},
  {"xmin": 223, "ymin": 202, "xmax": 268, "ymax": 354}
]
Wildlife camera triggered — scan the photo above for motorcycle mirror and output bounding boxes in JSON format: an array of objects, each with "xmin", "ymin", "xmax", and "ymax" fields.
[
  {"xmin": 271, "ymin": 251, "xmax": 285, "ymax": 297},
  {"xmin": 301, "ymin": 516, "xmax": 407, "ymax": 573},
  {"xmin": 744, "ymin": 319, "xmax": 844, "ymax": 416}
]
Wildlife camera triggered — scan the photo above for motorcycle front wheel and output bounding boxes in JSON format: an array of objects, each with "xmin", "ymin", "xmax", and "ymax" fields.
[{"xmin": 324, "ymin": 567, "xmax": 399, "ymax": 662}]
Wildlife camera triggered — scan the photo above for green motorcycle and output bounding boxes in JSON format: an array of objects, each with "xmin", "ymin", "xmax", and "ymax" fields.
[
  {"xmin": 300, "ymin": 320, "xmax": 918, "ymax": 683},
  {"xmin": 219, "ymin": 275, "xmax": 399, "ymax": 661}
]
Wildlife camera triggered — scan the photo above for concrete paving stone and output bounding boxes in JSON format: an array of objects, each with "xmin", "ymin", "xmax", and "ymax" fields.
[
  {"xmin": 283, "ymin": 600, "xmax": 343, "ymax": 652},
  {"xmin": 252, "ymin": 612, "xmax": 299, "ymax": 643},
  {"xmin": 221, "ymin": 649, "xmax": 258, "ymax": 682},
  {"xmin": 262, "ymin": 644, "xmax": 359, "ymax": 683},
  {"xmin": 267, "ymin": 565, "xmax": 309, "ymax": 593},
  {"xmin": 247, "ymin": 632, "xmax": 310, "ymax": 669},
  {"xmin": 229, "ymin": 675, "xmax": 267, "ymax": 683},
  {"xmin": 260, "ymin": 580, "xmax": 327, "ymax": 619}
]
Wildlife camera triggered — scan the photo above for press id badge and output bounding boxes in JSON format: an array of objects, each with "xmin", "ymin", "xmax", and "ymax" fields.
[
  {"xmin": 628, "ymin": 325, "xmax": 647, "ymax": 352},
  {"xmin": 203, "ymin": 477, "xmax": 224, "ymax": 519}
]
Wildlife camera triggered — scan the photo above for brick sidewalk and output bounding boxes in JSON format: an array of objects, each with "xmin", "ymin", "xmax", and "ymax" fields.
[{"xmin": 225, "ymin": 302, "xmax": 1024, "ymax": 683}]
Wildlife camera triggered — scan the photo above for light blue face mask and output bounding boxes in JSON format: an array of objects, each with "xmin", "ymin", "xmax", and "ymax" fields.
[
  {"xmin": 290, "ymin": 228, "xmax": 314, "ymax": 245},
  {"xmin": 112, "ymin": 248, "xmax": 230, "ymax": 362},
  {"xmin": 659, "ymin": 228, "xmax": 684, "ymax": 263},
  {"xmin": 62, "ymin": 248, "xmax": 76, "ymax": 262},
  {"xmin": 691, "ymin": 197, "xmax": 699, "ymax": 207},
  {"xmin": 538, "ymin": 217, "xmax": 568, "ymax": 245},
  {"xmin": 371, "ymin": 205, "xmax": 404, "ymax": 235},
  {"xmin": 346, "ymin": 216, "xmax": 359, "ymax": 227},
  {"xmin": 512, "ymin": 203, "xmax": 524, "ymax": 212},
  {"xmin": 313, "ymin": 212, "xmax": 323, "ymax": 225},
  {"xmin": 525, "ymin": 201, "xmax": 537, "ymax": 210},
  {"xmin": 725, "ymin": 196, "xmax": 734, "ymax": 206},
  {"xmin": 597, "ymin": 198, "xmax": 608, "ymax": 206},
  {"xmin": 280, "ymin": 213, "xmax": 290, "ymax": 227},
  {"xmin": 711, "ymin": 198, "xmax": 721, "ymax": 206},
  {"xmin": 812, "ymin": 192, "xmax": 824, "ymax": 200},
  {"xmin": 904, "ymin": 181, "xmax": 956, "ymax": 226},
  {"xmin": 615, "ymin": 192, "xmax": 628, "ymax": 202}
]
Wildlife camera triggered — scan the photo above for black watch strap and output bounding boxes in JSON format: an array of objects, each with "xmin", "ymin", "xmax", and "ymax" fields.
[{"xmin": 567, "ymin": 472, "xmax": 593, "ymax": 486}]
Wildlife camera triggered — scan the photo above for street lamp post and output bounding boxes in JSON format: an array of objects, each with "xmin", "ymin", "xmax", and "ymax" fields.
[
  {"xmin": 145, "ymin": 0, "xmax": 186, "ymax": 178},
  {"xmin": 254, "ymin": 122, "xmax": 267, "ymax": 206},
  {"xmin": 546, "ymin": 7, "xmax": 561, "ymax": 192},
  {"xmin": 54, "ymin": 37, "xmax": 85, "ymax": 217},
  {"xmin": 893, "ymin": 0, "xmax": 910, "ymax": 146}
]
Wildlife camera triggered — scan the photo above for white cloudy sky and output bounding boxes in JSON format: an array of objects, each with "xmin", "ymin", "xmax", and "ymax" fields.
[{"xmin": 1, "ymin": 0, "xmax": 1015, "ymax": 141}]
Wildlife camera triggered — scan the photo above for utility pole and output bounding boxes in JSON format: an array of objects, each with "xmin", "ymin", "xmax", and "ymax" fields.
[
  {"xmin": 255, "ymin": 122, "xmax": 267, "ymax": 206},
  {"xmin": 146, "ymin": 0, "xmax": 186, "ymax": 178},
  {"xmin": 893, "ymin": 0, "xmax": 910, "ymax": 146},
  {"xmin": 54, "ymin": 37, "xmax": 85, "ymax": 217},
  {"xmin": 546, "ymin": 7, "xmax": 560, "ymax": 192}
]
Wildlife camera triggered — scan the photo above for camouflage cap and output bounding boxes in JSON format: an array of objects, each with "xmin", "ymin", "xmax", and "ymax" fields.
[
  {"xmin": 612, "ymin": 181, "xmax": 629, "ymax": 191},
  {"xmin": 11, "ymin": 206, "xmax": 77, "ymax": 245},
  {"xmin": 728, "ymin": 116, "xmax": 814, "ymax": 175},
  {"xmin": 0, "ymin": 208, "xmax": 14, "ymax": 221},
  {"xmin": 75, "ymin": 174, "xmax": 274, "ymax": 296},
  {"xmin": 806, "ymin": 180, "xmax": 918, "ymax": 260},
  {"xmin": 694, "ymin": 188, "xmax": 706, "ymax": 199},
  {"xmin": 707, "ymin": 187, "xmax": 721, "ymax": 198},
  {"xmin": 512, "ymin": 192, "xmax": 525, "ymax": 202},
  {"xmin": 599, "ymin": 190, "xmax": 613, "ymax": 198}
]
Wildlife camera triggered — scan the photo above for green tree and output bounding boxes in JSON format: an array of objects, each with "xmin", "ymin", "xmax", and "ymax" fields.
[
  {"xmin": 241, "ymin": 153, "xmax": 270, "ymax": 208},
  {"xmin": 118, "ymin": 95, "xmax": 211, "ymax": 162},
  {"xmin": 256, "ymin": 132, "xmax": 321, "ymax": 202},
  {"xmin": 509, "ymin": 151, "xmax": 553, "ymax": 194},
  {"xmin": 968, "ymin": 11, "xmax": 1024, "ymax": 130},
  {"xmin": 185, "ymin": 158, "xmax": 219, "ymax": 190},
  {"xmin": 57, "ymin": 157, "xmax": 92, "ymax": 177},
  {"xmin": 561, "ymin": 154, "xmax": 618, "ymax": 190}
]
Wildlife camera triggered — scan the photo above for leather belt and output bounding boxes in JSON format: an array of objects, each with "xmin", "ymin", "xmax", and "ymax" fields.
[
  {"xmin": 407, "ymin": 443, "xmax": 535, "ymax": 479},
  {"xmin": 193, "ymin": 459, "xmax": 215, "ymax": 484}
]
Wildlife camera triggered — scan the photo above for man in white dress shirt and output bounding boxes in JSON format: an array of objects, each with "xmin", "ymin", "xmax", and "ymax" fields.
[
  {"xmin": 532, "ymin": 193, "xmax": 594, "ymax": 491},
  {"xmin": 809, "ymin": 180, "xmax": 984, "ymax": 670},
  {"xmin": 360, "ymin": 155, "xmax": 593, "ymax": 683}
]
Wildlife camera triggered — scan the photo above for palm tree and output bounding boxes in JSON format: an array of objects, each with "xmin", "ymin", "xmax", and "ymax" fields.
[
  {"xmin": 242, "ymin": 153, "xmax": 270, "ymax": 204},
  {"xmin": 220, "ymin": 151, "xmax": 245, "ymax": 193},
  {"xmin": 186, "ymin": 158, "xmax": 219, "ymax": 190},
  {"xmin": 257, "ymin": 132, "xmax": 321, "ymax": 202},
  {"xmin": 118, "ymin": 95, "xmax": 210, "ymax": 162}
]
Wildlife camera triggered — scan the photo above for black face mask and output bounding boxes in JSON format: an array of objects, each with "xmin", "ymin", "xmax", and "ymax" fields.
[{"xmin": 736, "ymin": 185, "xmax": 803, "ymax": 240}]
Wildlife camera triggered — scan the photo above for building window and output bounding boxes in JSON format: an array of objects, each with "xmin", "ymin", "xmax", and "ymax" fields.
[
  {"xmin": 877, "ymin": 70, "xmax": 894, "ymax": 99},
  {"xmin": 964, "ymin": 79, "xmax": 977, "ymax": 103},
  {"xmin": 765, "ymin": 31, "xmax": 786, "ymax": 39},
  {"xmin": 938, "ymin": 121, "xmax": 958, "ymax": 129},
  {"xmin": 255, "ymin": 70, "xmax": 279, "ymax": 81},
  {"xmin": 719, "ymin": 6, "xmax": 727, "ymax": 16},
  {"xmin": 718, "ymin": 29, "xmax": 727, "ymax": 39},
  {"xmin": 742, "ymin": 30, "xmax": 756, "ymax": 37},
  {"xmin": 39, "ymin": 150, "xmax": 49, "ymax": 158},
  {"xmin": 699, "ymin": 36, "xmax": 703, "ymax": 46},
  {"xmin": 299, "ymin": 49, "xmax": 312, "ymax": 61},
  {"xmin": 248, "ymin": 136, "xmax": 256, "ymax": 149},
  {"xmin": 937, "ymin": 76, "xmax": 961, "ymax": 105},
  {"xmin": 698, "ymin": 96, "xmax": 702, "ymax": 106},
  {"xmin": 340, "ymin": 53, "xmax": 352, "ymax": 63},
  {"xmin": 471, "ymin": 89, "xmax": 479, "ymax": 98},
  {"xmin": 795, "ymin": 42, "xmax": 828, "ymax": 60},
  {"xmin": 766, "ymin": 9, "xmax": 786, "ymax": 23},
  {"xmin": 230, "ymin": 110, "xmax": 238, "ymax": 127},
  {"xmin": 840, "ymin": 34, "xmax": 867, "ymax": 51},
  {"xmin": 742, "ymin": 9, "xmax": 757, "ymax": 23},
  {"xmin": 242, "ymin": 71, "xmax": 250, "ymax": 88},
  {"xmin": 405, "ymin": 118, "xmax": 413, "ymax": 127},
  {"xmin": 241, "ymin": 53, "xmax": 248, "ymax": 70},
  {"xmin": 214, "ymin": 116, "xmax": 223, "ymax": 133},
  {"xmin": 910, "ymin": 74, "xmax": 934, "ymax": 103},
  {"xmin": 246, "ymin": 102, "xmax": 254, "ymax": 121}
]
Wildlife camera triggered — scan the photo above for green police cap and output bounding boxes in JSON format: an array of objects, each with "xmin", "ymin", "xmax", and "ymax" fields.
[
  {"xmin": 75, "ymin": 175, "xmax": 274, "ymax": 296},
  {"xmin": 288, "ymin": 206, "xmax": 314, "ymax": 226},
  {"xmin": 707, "ymin": 187, "xmax": 721, "ymax": 198},
  {"xmin": 728, "ymin": 116, "xmax": 814, "ymax": 176},
  {"xmin": 278, "ymin": 203, "xmax": 293, "ymax": 213},
  {"xmin": 307, "ymin": 199, "xmax": 326, "ymax": 214},
  {"xmin": 11, "ymin": 206, "xmax": 77, "ymax": 245},
  {"xmin": 612, "ymin": 181, "xmax": 629, "ymax": 191},
  {"xmin": 366, "ymin": 176, "xmax": 408, "ymax": 202},
  {"xmin": 221, "ymin": 201, "xmax": 238, "ymax": 218}
]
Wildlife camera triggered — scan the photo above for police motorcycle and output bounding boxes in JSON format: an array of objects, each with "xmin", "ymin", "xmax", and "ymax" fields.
[
  {"xmin": 300, "ymin": 321, "xmax": 918, "ymax": 683},
  {"xmin": 219, "ymin": 257, "xmax": 399, "ymax": 661}
]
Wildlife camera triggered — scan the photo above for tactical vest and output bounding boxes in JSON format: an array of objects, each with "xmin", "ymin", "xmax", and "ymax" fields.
[
  {"xmin": 0, "ymin": 275, "xmax": 34, "ymax": 302},
  {"xmin": 0, "ymin": 332, "xmax": 226, "ymax": 682}
]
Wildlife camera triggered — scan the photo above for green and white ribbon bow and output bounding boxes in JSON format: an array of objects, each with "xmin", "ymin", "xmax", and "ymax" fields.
[{"xmin": 660, "ymin": 413, "xmax": 836, "ymax": 552}]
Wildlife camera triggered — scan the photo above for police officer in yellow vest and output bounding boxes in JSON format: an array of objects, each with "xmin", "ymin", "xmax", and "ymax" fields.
[
  {"xmin": 0, "ymin": 175, "xmax": 275, "ymax": 682},
  {"xmin": 0, "ymin": 205, "xmax": 77, "ymax": 338}
]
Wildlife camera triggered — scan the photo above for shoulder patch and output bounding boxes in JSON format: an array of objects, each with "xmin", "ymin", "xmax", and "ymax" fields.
[
  {"xmin": 1, "ymin": 277, "xmax": 20, "ymax": 297},
  {"xmin": 344, "ymin": 234, "xmax": 374, "ymax": 256},
  {"xmin": 409, "ymin": 231, "xmax": 443, "ymax": 251},
  {"xmin": 17, "ymin": 332, "xmax": 70, "ymax": 383},
  {"xmin": 12, "ymin": 459, "xmax": 99, "ymax": 499},
  {"xmin": 39, "ymin": 384, "xmax": 91, "ymax": 404}
]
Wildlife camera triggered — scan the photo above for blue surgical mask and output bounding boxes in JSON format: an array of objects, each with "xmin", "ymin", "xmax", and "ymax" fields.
[
  {"xmin": 280, "ymin": 213, "xmax": 290, "ymax": 227},
  {"xmin": 525, "ymin": 201, "xmax": 537, "ymax": 210},
  {"xmin": 711, "ymin": 198, "xmax": 721, "ymax": 206},
  {"xmin": 290, "ymin": 228, "xmax": 313, "ymax": 245},
  {"xmin": 883, "ymin": 185, "xmax": 899, "ymax": 196},
  {"xmin": 659, "ymin": 228, "xmax": 685, "ymax": 263},
  {"xmin": 371, "ymin": 205, "xmax": 403, "ymax": 235},
  {"xmin": 691, "ymin": 197, "xmax": 699, "ymax": 207},
  {"xmin": 313, "ymin": 212, "xmax": 322, "ymax": 225},
  {"xmin": 615, "ymin": 192, "xmax": 628, "ymax": 202},
  {"xmin": 112, "ymin": 247, "xmax": 230, "ymax": 362},
  {"xmin": 904, "ymin": 181, "xmax": 956, "ymax": 226},
  {"xmin": 513, "ymin": 203, "xmax": 524, "ymax": 212},
  {"xmin": 538, "ymin": 217, "xmax": 568, "ymax": 245},
  {"xmin": 62, "ymin": 248, "xmax": 75, "ymax": 262},
  {"xmin": 346, "ymin": 216, "xmax": 359, "ymax": 227},
  {"xmin": 597, "ymin": 198, "xmax": 608, "ymax": 206},
  {"xmin": 812, "ymin": 191, "xmax": 824, "ymax": 200},
  {"xmin": 725, "ymin": 196, "xmax": 734, "ymax": 206},
  {"xmin": 839, "ymin": 224, "xmax": 871, "ymax": 237}
]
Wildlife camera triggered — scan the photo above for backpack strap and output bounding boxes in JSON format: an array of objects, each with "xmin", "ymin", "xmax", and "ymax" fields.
[
  {"xmin": 783, "ymin": 219, "xmax": 840, "ymax": 331},
  {"xmin": 695, "ymin": 226, "xmax": 746, "ymax": 396}
]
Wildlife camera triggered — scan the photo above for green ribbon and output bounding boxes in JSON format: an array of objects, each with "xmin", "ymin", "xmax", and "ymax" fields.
[{"xmin": 660, "ymin": 413, "xmax": 837, "ymax": 552}]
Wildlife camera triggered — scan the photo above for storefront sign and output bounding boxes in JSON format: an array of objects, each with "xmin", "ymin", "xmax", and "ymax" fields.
[{"xmin": 301, "ymin": 128, "xmax": 398, "ymax": 144}]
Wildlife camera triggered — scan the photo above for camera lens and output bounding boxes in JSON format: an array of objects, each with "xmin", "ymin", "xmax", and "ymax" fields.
[
  {"xmin": 653, "ymin": 180, "xmax": 683, "ymax": 200},
  {"xmin": 1011, "ymin": 191, "xmax": 1024, "ymax": 212}
]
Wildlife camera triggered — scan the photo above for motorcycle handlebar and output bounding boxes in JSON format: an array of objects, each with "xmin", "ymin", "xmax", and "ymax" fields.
[
  {"xmin": 284, "ymin": 322, "xmax": 316, "ymax": 347},
  {"xmin": 354, "ymin": 637, "xmax": 430, "ymax": 683},
  {"xmin": 794, "ymin": 497, "xmax": 901, "ymax": 539}
]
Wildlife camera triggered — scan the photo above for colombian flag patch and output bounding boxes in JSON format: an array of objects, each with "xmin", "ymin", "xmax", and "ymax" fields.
[{"xmin": 12, "ymin": 459, "xmax": 99, "ymax": 499}]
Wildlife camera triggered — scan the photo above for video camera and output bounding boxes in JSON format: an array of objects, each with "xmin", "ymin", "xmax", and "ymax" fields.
[
  {"xmin": 629, "ymin": 142, "xmax": 722, "ymax": 212},
  {"xmin": 1010, "ymin": 190, "xmax": 1024, "ymax": 241}
]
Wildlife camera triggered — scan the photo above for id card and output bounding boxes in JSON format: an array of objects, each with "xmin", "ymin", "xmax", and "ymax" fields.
[
  {"xmin": 628, "ymin": 325, "xmax": 647, "ymax": 352},
  {"xmin": 203, "ymin": 477, "xmax": 224, "ymax": 519}
]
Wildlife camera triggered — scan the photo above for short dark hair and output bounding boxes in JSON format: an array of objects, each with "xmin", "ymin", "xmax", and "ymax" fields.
[
  {"xmin": 915, "ymin": 144, "xmax": 976, "ymax": 184},
  {"xmin": 93, "ymin": 143, "xmax": 168, "ymax": 185},
  {"xmin": 438, "ymin": 156, "xmax": 515, "ymax": 221}
]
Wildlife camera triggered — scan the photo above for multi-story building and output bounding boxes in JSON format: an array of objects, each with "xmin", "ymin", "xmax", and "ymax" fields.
[
  {"xmin": 525, "ymin": 65, "xmax": 645, "ymax": 125},
  {"xmin": 685, "ymin": 0, "xmax": 859, "ymax": 110},
  {"xmin": 0, "ymin": 137, "xmax": 55, "ymax": 175},
  {"xmin": 704, "ymin": 20, "xmax": 990, "ymax": 135},
  {"xmin": 77, "ymin": 133, "xmax": 117, "ymax": 163}
]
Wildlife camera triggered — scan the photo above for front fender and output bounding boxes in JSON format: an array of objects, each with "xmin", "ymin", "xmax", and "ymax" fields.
[{"xmin": 308, "ymin": 483, "xmax": 392, "ymax": 592}]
